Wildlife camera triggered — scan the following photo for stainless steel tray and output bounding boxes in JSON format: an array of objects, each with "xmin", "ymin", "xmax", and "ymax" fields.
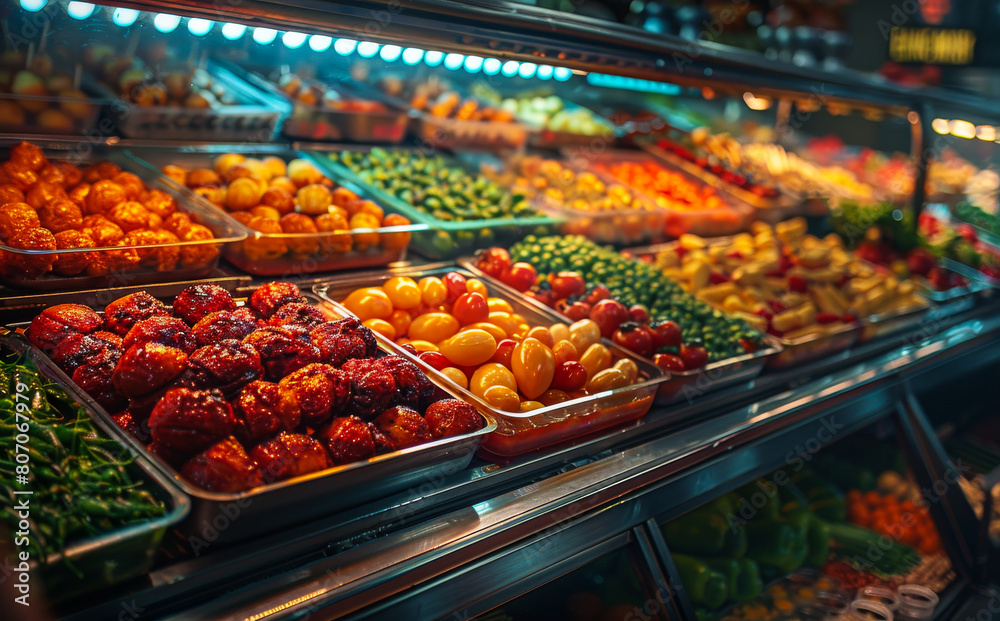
[
  {"xmin": 12, "ymin": 292, "xmax": 495, "ymax": 543},
  {"xmin": 95, "ymin": 61, "xmax": 289, "ymax": 142},
  {"xmin": 768, "ymin": 322, "xmax": 862, "ymax": 368},
  {"xmin": 1, "ymin": 332, "xmax": 190, "ymax": 602},
  {"xmin": 313, "ymin": 266, "xmax": 668, "ymax": 457},
  {"xmin": 411, "ymin": 112, "xmax": 529, "ymax": 150},
  {"xmin": 0, "ymin": 139, "xmax": 246, "ymax": 291},
  {"xmin": 228, "ymin": 64, "xmax": 409, "ymax": 144},
  {"xmin": 454, "ymin": 257, "xmax": 778, "ymax": 407}
]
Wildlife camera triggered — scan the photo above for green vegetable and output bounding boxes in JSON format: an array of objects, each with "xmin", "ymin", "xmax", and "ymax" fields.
[
  {"xmin": 737, "ymin": 478, "xmax": 781, "ymax": 521},
  {"xmin": 828, "ymin": 522, "xmax": 921, "ymax": 576},
  {"xmin": 509, "ymin": 235, "xmax": 763, "ymax": 360},
  {"xmin": 735, "ymin": 558, "xmax": 763, "ymax": 603},
  {"xmin": 744, "ymin": 520, "xmax": 797, "ymax": 570},
  {"xmin": 662, "ymin": 507, "xmax": 730, "ymax": 556},
  {"xmin": 804, "ymin": 514, "xmax": 831, "ymax": 568},
  {"xmin": 672, "ymin": 553, "xmax": 728, "ymax": 609},
  {"xmin": 791, "ymin": 470, "xmax": 846, "ymax": 522},
  {"xmin": 0, "ymin": 353, "xmax": 166, "ymax": 571},
  {"xmin": 954, "ymin": 202, "xmax": 1000, "ymax": 237},
  {"xmin": 702, "ymin": 558, "xmax": 740, "ymax": 598}
]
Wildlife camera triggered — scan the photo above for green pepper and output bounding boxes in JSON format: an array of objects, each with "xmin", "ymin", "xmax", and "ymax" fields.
[
  {"xmin": 662, "ymin": 496, "xmax": 735, "ymax": 556},
  {"xmin": 737, "ymin": 478, "xmax": 781, "ymax": 522},
  {"xmin": 778, "ymin": 508, "xmax": 811, "ymax": 573},
  {"xmin": 804, "ymin": 514, "xmax": 831, "ymax": 568},
  {"xmin": 672, "ymin": 553, "xmax": 728, "ymax": 609},
  {"xmin": 735, "ymin": 558, "xmax": 763, "ymax": 603},
  {"xmin": 744, "ymin": 520, "xmax": 796, "ymax": 570},
  {"xmin": 701, "ymin": 558, "xmax": 740, "ymax": 598}
]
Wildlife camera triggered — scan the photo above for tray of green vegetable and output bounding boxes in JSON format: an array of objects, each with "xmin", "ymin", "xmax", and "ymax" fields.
[
  {"xmin": 0, "ymin": 331, "xmax": 189, "ymax": 602},
  {"xmin": 311, "ymin": 146, "xmax": 564, "ymax": 259}
]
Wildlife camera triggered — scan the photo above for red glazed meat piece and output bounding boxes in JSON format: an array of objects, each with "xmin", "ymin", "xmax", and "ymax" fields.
[
  {"xmin": 277, "ymin": 363, "xmax": 351, "ymax": 429},
  {"xmin": 148, "ymin": 387, "xmax": 237, "ymax": 454},
  {"xmin": 315, "ymin": 415, "xmax": 378, "ymax": 465},
  {"xmin": 50, "ymin": 332, "xmax": 121, "ymax": 374},
  {"xmin": 192, "ymin": 308, "xmax": 259, "ymax": 346},
  {"xmin": 378, "ymin": 355, "xmax": 437, "ymax": 410},
  {"xmin": 243, "ymin": 326, "xmax": 321, "ymax": 380},
  {"xmin": 112, "ymin": 342, "xmax": 188, "ymax": 399},
  {"xmin": 148, "ymin": 441, "xmax": 191, "ymax": 470},
  {"xmin": 340, "ymin": 358, "xmax": 397, "ymax": 421},
  {"xmin": 251, "ymin": 432, "xmax": 331, "ymax": 482},
  {"xmin": 267, "ymin": 302, "xmax": 327, "ymax": 330},
  {"xmin": 122, "ymin": 316, "xmax": 198, "ymax": 354},
  {"xmin": 112, "ymin": 410, "xmax": 150, "ymax": 443},
  {"xmin": 181, "ymin": 437, "xmax": 264, "ymax": 492},
  {"xmin": 250, "ymin": 282, "xmax": 306, "ymax": 319},
  {"xmin": 372, "ymin": 406, "xmax": 432, "ymax": 450},
  {"xmin": 104, "ymin": 292, "xmax": 171, "ymax": 337},
  {"xmin": 172, "ymin": 283, "xmax": 237, "ymax": 325},
  {"xmin": 232, "ymin": 380, "xmax": 300, "ymax": 444},
  {"xmin": 178, "ymin": 340, "xmax": 263, "ymax": 398},
  {"xmin": 423, "ymin": 399, "xmax": 483, "ymax": 439},
  {"xmin": 27, "ymin": 304, "xmax": 103, "ymax": 352},
  {"xmin": 73, "ymin": 361, "xmax": 126, "ymax": 411},
  {"xmin": 310, "ymin": 318, "xmax": 377, "ymax": 367}
]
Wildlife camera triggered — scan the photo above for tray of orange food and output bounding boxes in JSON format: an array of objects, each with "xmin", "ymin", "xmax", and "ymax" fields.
[
  {"xmin": 125, "ymin": 145, "xmax": 424, "ymax": 276},
  {"xmin": 0, "ymin": 140, "xmax": 243, "ymax": 291},
  {"xmin": 568, "ymin": 149, "xmax": 755, "ymax": 238}
]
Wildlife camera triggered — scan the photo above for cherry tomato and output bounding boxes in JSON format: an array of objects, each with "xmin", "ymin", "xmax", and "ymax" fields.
[
  {"xmin": 443, "ymin": 272, "xmax": 468, "ymax": 303},
  {"xmin": 343, "ymin": 287, "xmax": 393, "ymax": 321},
  {"xmin": 679, "ymin": 344, "xmax": 709, "ymax": 370},
  {"xmin": 483, "ymin": 385, "xmax": 521, "ymax": 411},
  {"xmin": 388, "ymin": 310, "xmax": 412, "ymax": 339},
  {"xmin": 408, "ymin": 312, "xmax": 459, "ymax": 343},
  {"xmin": 568, "ymin": 319, "xmax": 602, "ymax": 354},
  {"xmin": 407, "ymin": 340, "xmax": 439, "ymax": 352},
  {"xmin": 520, "ymin": 401, "xmax": 544, "ymax": 412},
  {"xmin": 463, "ymin": 322, "xmax": 507, "ymax": 341},
  {"xmin": 549, "ymin": 271, "xmax": 586, "ymax": 299},
  {"xmin": 417, "ymin": 276, "xmax": 447, "ymax": 306},
  {"xmin": 419, "ymin": 350, "xmax": 450, "ymax": 371},
  {"xmin": 651, "ymin": 320, "xmax": 682, "ymax": 349},
  {"xmin": 550, "ymin": 324, "xmax": 571, "ymax": 344},
  {"xmin": 511, "ymin": 337, "xmax": 555, "ymax": 399},
  {"xmin": 466, "ymin": 278, "xmax": 489, "ymax": 298},
  {"xmin": 560, "ymin": 300, "xmax": 591, "ymax": 321},
  {"xmin": 587, "ymin": 368, "xmax": 629, "ymax": 392},
  {"xmin": 490, "ymin": 339, "xmax": 517, "ymax": 368},
  {"xmin": 470, "ymin": 362, "xmax": 517, "ymax": 398},
  {"xmin": 487, "ymin": 312, "xmax": 520, "ymax": 338},
  {"xmin": 475, "ymin": 247, "xmax": 511, "ymax": 278},
  {"xmin": 629, "ymin": 304, "xmax": 650, "ymax": 324},
  {"xmin": 439, "ymin": 329, "xmax": 498, "ymax": 367},
  {"xmin": 526, "ymin": 326, "xmax": 554, "ymax": 347},
  {"xmin": 500, "ymin": 262, "xmax": 537, "ymax": 293},
  {"xmin": 584, "ymin": 284, "xmax": 611, "ymax": 305},
  {"xmin": 524, "ymin": 289, "xmax": 555, "ymax": 308},
  {"xmin": 382, "ymin": 276, "xmax": 421, "ymax": 310},
  {"xmin": 589, "ymin": 299, "xmax": 630, "ymax": 339},
  {"xmin": 579, "ymin": 343, "xmax": 612, "ymax": 379},
  {"xmin": 551, "ymin": 361, "xmax": 587, "ymax": 392},
  {"xmin": 362, "ymin": 318, "xmax": 396, "ymax": 340},
  {"xmin": 452, "ymin": 292, "xmax": 489, "ymax": 325},
  {"xmin": 399, "ymin": 343, "xmax": 418, "ymax": 355},
  {"xmin": 538, "ymin": 389, "xmax": 570, "ymax": 406},
  {"xmin": 653, "ymin": 353, "xmax": 685, "ymax": 373},
  {"xmin": 552, "ymin": 340, "xmax": 578, "ymax": 364},
  {"xmin": 613, "ymin": 358, "xmax": 639, "ymax": 383},
  {"xmin": 439, "ymin": 367, "xmax": 468, "ymax": 388},
  {"xmin": 612, "ymin": 322, "xmax": 654, "ymax": 358},
  {"xmin": 487, "ymin": 298, "xmax": 513, "ymax": 314}
]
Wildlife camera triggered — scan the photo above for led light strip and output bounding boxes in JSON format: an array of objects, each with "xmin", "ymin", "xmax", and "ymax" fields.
[{"xmin": 21, "ymin": 0, "xmax": 577, "ymax": 81}]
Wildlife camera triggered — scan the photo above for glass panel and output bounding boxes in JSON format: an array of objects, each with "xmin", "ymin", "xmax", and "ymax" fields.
[
  {"xmin": 473, "ymin": 544, "xmax": 667, "ymax": 621},
  {"xmin": 657, "ymin": 416, "xmax": 955, "ymax": 620}
]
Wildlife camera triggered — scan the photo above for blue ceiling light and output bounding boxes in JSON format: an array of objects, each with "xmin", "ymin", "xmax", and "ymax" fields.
[
  {"xmin": 187, "ymin": 18, "xmax": 214, "ymax": 36},
  {"xmin": 309, "ymin": 35, "xmax": 332, "ymax": 52},
  {"xmin": 463, "ymin": 56, "xmax": 484, "ymax": 73},
  {"xmin": 222, "ymin": 23, "xmax": 247, "ymax": 40},
  {"xmin": 443, "ymin": 53, "xmax": 464, "ymax": 70},
  {"xmin": 424, "ymin": 51, "xmax": 444, "ymax": 67},
  {"xmin": 536, "ymin": 65, "xmax": 554, "ymax": 80},
  {"xmin": 334, "ymin": 38, "xmax": 358, "ymax": 55},
  {"xmin": 153, "ymin": 13, "xmax": 181, "ymax": 33},
  {"xmin": 252, "ymin": 27, "xmax": 277, "ymax": 45},
  {"xmin": 379, "ymin": 45, "xmax": 402, "ymax": 62},
  {"xmin": 357, "ymin": 41, "xmax": 380, "ymax": 57},
  {"xmin": 112, "ymin": 7, "xmax": 139, "ymax": 27},
  {"xmin": 19, "ymin": 0, "xmax": 47, "ymax": 12},
  {"xmin": 483, "ymin": 58, "xmax": 502, "ymax": 75},
  {"xmin": 402, "ymin": 48, "xmax": 424, "ymax": 65},
  {"xmin": 553, "ymin": 67, "xmax": 573, "ymax": 81},
  {"xmin": 517, "ymin": 62, "xmax": 537, "ymax": 79},
  {"xmin": 501, "ymin": 61, "xmax": 520, "ymax": 77},
  {"xmin": 67, "ymin": 2, "xmax": 96, "ymax": 19},
  {"xmin": 282, "ymin": 31, "xmax": 307, "ymax": 49}
]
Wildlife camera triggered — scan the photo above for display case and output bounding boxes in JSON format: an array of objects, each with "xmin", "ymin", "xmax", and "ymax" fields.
[{"xmin": 1, "ymin": 1, "xmax": 999, "ymax": 619}]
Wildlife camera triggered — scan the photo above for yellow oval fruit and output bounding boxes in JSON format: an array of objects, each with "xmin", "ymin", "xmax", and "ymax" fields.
[
  {"xmin": 587, "ymin": 368, "xmax": 629, "ymax": 392},
  {"xmin": 487, "ymin": 298, "xmax": 513, "ymax": 314},
  {"xmin": 613, "ymin": 358, "xmax": 639, "ymax": 384},
  {"xmin": 440, "ymin": 366, "xmax": 468, "ymax": 389},
  {"xmin": 462, "ymin": 322, "xmax": 507, "ymax": 342},
  {"xmin": 527, "ymin": 326, "xmax": 554, "ymax": 347},
  {"xmin": 579, "ymin": 343, "xmax": 612, "ymax": 379},
  {"xmin": 511, "ymin": 337, "xmax": 555, "ymax": 400},
  {"xmin": 362, "ymin": 318, "xmax": 396, "ymax": 340},
  {"xmin": 438, "ymin": 329, "xmax": 498, "ymax": 367},
  {"xmin": 483, "ymin": 385, "xmax": 521, "ymax": 411},
  {"xmin": 382, "ymin": 276, "xmax": 422, "ymax": 309},
  {"xmin": 519, "ymin": 400, "xmax": 545, "ymax": 412},
  {"xmin": 343, "ymin": 287, "xmax": 393, "ymax": 320},
  {"xmin": 408, "ymin": 312, "xmax": 459, "ymax": 343},
  {"xmin": 568, "ymin": 319, "xmax": 601, "ymax": 353},
  {"xmin": 469, "ymin": 362, "xmax": 518, "ymax": 398}
]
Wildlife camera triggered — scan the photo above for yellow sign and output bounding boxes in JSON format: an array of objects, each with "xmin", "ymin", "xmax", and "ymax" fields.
[{"xmin": 889, "ymin": 27, "xmax": 976, "ymax": 64}]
